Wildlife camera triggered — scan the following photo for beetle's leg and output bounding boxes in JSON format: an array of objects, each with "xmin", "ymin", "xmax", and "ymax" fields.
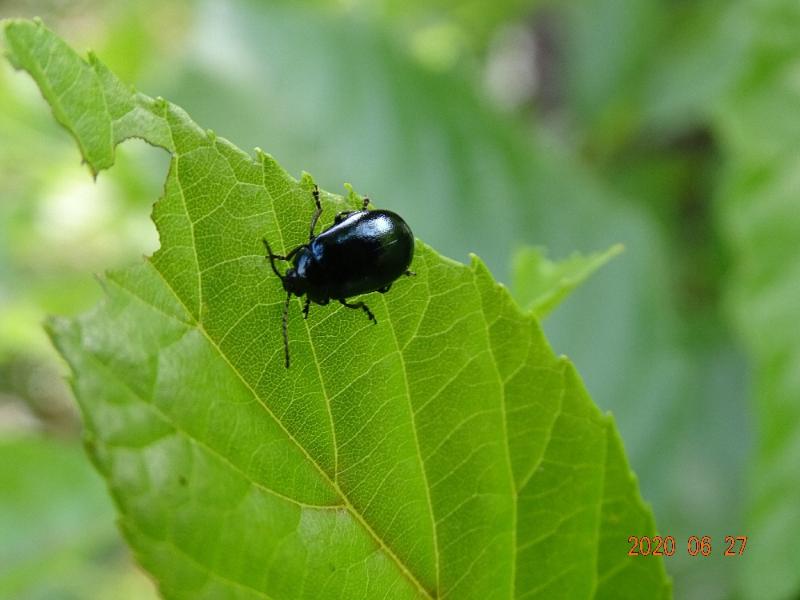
[
  {"xmin": 309, "ymin": 184, "xmax": 323, "ymax": 241},
  {"xmin": 339, "ymin": 299, "xmax": 377, "ymax": 325},
  {"xmin": 404, "ymin": 269, "xmax": 416, "ymax": 277},
  {"xmin": 303, "ymin": 297, "xmax": 311, "ymax": 319},
  {"xmin": 378, "ymin": 284, "xmax": 391, "ymax": 294},
  {"xmin": 282, "ymin": 292, "xmax": 292, "ymax": 368}
]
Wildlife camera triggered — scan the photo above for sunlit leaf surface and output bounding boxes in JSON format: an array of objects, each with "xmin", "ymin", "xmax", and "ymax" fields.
[{"xmin": 4, "ymin": 19, "xmax": 669, "ymax": 599}]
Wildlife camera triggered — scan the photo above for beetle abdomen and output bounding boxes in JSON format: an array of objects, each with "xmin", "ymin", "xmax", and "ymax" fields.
[{"xmin": 309, "ymin": 210, "xmax": 414, "ymax": 299}]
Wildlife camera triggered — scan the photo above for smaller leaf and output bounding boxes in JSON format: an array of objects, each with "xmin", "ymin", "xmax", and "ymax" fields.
[{"xmin": 511, "ymin": 244, "xmax": 624, "ymax": 318}]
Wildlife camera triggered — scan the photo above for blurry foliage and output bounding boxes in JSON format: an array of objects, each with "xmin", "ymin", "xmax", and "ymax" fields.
[
  {"xmin": 0, "ymin": 1, "xmax": 174, "ymax": 595},
  {"xmin": 0, "ymin": 0, "xmax": 174, "ymax": 375},
  {"xmin": 715, "ymin": 3, "xmax": 800, "ymax": 598},
  {"xmin": 511, "ymin": 244, "xmax": 623, "ymax": 319},
  {"xmin": 0, "ymin": 437, "xmax": 158, "ymax": 599},
  {"xmin": 0, "ymin": 0, "xmax": 798, "ymax": 598}
]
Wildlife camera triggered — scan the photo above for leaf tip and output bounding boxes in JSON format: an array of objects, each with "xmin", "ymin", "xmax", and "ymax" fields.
[
  {"xmin": 43, "ymin": 314, "xmax": 70, "ymax": 346},
  {"xmin": 79, "ymin": 155, "xmax": 100, "ymax": 180},
  {"xmin": 599, "ymin": 243, "xmax": 625, "ymax": 267},
  {"xmin": 468, "ymin": 252, "xmax": 496, "ymax": 281},
  {"xmin": 256, "ymin": 149, "xmax": 282, "ymax": 177},
  {"xmin": 299, "ymin": 171, "xmax": 315, "ymax": 186},
  {"xmin": 343, "ymin": 183, "xmax": 369, "ymax": 209},
  {"xmin": 299, "ymin": 172, "xmax": 319, "ymax": 197}
]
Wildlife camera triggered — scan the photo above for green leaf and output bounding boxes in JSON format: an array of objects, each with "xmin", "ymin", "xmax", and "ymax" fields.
[
  {"xmin": 511, "ymin": 244, "xmax": 623, "ymax": 319},
  {"xmin": 4, "ymin": 19, "xmax": 670, "ymax": 599}
]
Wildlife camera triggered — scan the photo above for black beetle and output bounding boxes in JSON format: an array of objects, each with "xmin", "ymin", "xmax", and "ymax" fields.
[{"xmin": 263, "ymin": 185, "xmax": 415, "ymax": 368}]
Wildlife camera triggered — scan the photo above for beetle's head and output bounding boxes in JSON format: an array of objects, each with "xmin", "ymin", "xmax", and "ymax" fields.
[{"xmin": 282, "ymin": 268, "xmax": 306, "ymax": 297}]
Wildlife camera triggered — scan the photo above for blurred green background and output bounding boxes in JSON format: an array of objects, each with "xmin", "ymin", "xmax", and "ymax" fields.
[{"xmin": 1, "ymin": 0, "xmax": 798, "ymax": 598}]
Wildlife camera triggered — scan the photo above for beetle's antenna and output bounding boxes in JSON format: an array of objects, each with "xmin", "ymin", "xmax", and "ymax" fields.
[
  {"xmin": 282, "ymin": 291, "xmax": 291, "ymax": 368},
  {"xmin": 263, "ymin": 238, "xmax": 285, "ymax": 282}
]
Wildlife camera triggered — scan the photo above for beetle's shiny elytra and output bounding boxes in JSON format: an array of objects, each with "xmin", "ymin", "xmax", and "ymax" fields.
[{"xmin": 263, "ymin": 185, "xmax": 415, "ymax": 368}]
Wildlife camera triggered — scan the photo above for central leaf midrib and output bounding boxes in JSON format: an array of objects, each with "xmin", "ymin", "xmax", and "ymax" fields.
[
  {"xmin": 80, "ymin": 325, "xmax": 343, "ymax": 511},
  {"xmin": 146, "ymin": 257, "xmax": 435, "ymax": 599},
  {"xmin": 256, "ymin": 171, "xmax": 340, "ymax": 492}
]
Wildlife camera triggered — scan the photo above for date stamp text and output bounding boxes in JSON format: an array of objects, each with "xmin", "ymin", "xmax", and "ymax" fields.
[{"xmin": 627, "ymin": 535, "xmax": 748, "ymax": 557}]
